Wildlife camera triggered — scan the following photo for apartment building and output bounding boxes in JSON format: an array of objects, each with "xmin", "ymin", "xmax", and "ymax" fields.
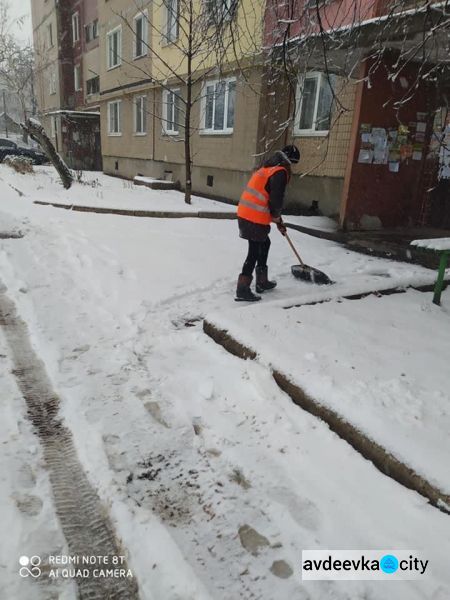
[
  {"xmin": 33, "ymin": 0, "xmax": 450, "ymax": 226},
  {"xmin": 262, "ymin": 0, "xmax": 450, "ymax": 228},
  {"xmin": 32, "ymin": 0, "xmax": 102, "ymax": 170},
  {"xmin": 98, "ymin": 0, "xmax": 264, "ymax": 200}
]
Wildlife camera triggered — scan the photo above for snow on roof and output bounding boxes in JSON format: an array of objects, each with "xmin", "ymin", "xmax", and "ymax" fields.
[{"xmin": 270, "ymin": 0, "xmax": 449, "ymax": 49}]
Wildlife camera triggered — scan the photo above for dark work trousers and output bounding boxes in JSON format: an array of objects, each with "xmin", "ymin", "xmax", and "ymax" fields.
[{"xmin": 242, "ymin": 238, "xmax": 271, "ymax": 277}]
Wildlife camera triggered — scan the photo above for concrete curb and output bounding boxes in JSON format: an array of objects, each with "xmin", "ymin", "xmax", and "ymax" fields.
[
  {"xmin": 283, "ymin": 280, "xmax": 450, "ymax": 309},
  {"xmin": 285, "ymin": 223, "xmax": 448, "ymax": 270},
  {"xmin": 203, "ymin": 319, "xmax": 450, "ymax": 514},
  {"xmin": 33, "ymin": 200, "xmax": 236, "ymax": 220}
]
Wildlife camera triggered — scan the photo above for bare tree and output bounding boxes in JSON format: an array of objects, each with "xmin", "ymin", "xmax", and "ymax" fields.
[{"xmin": 0, "ymin": 0, "xmax": 36, "ymax": 140}]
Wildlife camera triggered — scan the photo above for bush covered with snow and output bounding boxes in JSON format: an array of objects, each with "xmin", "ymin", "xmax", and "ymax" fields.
[{"xmin": 4, "ymin": 155, "xmax": 34, "ymax": 174}]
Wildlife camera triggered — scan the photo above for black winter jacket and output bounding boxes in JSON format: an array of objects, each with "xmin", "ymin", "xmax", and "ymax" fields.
[{"xmin": 238, "ymin": 152, "xmax": 292, "ymax": 242}]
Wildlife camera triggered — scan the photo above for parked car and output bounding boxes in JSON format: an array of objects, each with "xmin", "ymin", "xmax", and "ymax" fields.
[{"xmin": 0, "ymin": 138, "xmax": 48, "ymax": 165}]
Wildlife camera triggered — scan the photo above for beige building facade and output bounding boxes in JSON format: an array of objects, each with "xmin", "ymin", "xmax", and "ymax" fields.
[
  {"xmin": 96, "ymin": 0, "xmax": 357, "ymax": 215},
  {"xmin": 98, "ymin": 0, "xmax": 265, "ymax": 201},
  {"xmin": 32, "ymin": 0, "xmax": 357, "ymax": 214},
  {"xmin": 31, "ymin": 0, "xmax": 61, "ymax": 137}
]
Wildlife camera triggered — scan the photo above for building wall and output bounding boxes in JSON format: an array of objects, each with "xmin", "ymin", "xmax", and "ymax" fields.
[
  {"xmin": 256, "ymin": 62, "xmax": 357, "ymax": 215},
  {"xmin": 101, "ymin": 69, "xmax": 262, "ymax": 199},
  {"xmin": 340, "ymin": 55, "xmax": 433, "ymax": 229},
  {"xmin": 264, "ymin": 0, "xmax": 378, "ymax": 47},
  {"xmin": 98, "ymin": 0, "xmax": 265, "ymax": 199},
  {"xmin": 99, "ymin": 0, "xmax": 153, "ymax": 95},
  {"xmin": 32, "ymin": 0, "xmax": 61, "ymax": 122}
]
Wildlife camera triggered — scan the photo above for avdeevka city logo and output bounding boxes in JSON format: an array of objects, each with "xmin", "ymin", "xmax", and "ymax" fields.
[
  {"xmin": 19, "ymin": 555, "xmax": 42, "ymax": 578},
  {"xmin": 380, "ymin": 554, "xmax": 399, "ymax": 574}
]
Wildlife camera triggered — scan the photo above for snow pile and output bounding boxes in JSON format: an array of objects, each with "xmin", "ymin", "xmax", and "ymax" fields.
[
  {"xmin": 411, "ymin": 238, "xmax": 450, "ymax": 251},
  {"xmin": 0, "ymin": 165, "xmax": 235, "ymax": 213}
]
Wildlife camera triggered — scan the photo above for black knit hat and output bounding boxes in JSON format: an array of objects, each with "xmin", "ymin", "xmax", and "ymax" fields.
[{"xmin": 281, "ymin": 145, "xmax": 300, "ymax": 164}]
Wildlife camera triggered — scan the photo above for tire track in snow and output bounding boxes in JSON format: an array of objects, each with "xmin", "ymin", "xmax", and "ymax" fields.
[{"xmin": 0, "ymin": 288, "xmax": 140, "ymax": 600}]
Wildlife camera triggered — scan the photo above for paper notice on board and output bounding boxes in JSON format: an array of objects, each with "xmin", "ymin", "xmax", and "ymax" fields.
[
  {"xmin": 358, "ymin": 149, "xmax": 373, "ymax": 163},
  {"xmin": 416, "ymin": 122, "xmax": 426, "ymax": 133},
  {"xmin": 373, "ymin": 148, "xmax": 388, "ymax": 164},
  {"xmin": 412, "ymin": 151, "xmax": 423, "ymax": 161},
  {"xmin": 440, "ymin": 165, "xmax": 450, "ymax": 179},
  {"xmin": 389, "ymin": 161, "xmax": 400, "ymax": 173}
]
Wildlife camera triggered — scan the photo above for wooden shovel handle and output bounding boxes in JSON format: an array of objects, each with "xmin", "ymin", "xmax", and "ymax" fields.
[{"xmin": 284, "ymin": 232, "xmax": 305, "ymax": 266}]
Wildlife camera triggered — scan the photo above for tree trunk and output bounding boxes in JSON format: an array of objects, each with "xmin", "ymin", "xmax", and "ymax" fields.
[
  {"xmin": 22, "ymin": 118, "xmax": 73, "ymax": 189},
  {"xmin": 184, "ymin": 0, "xmax": 193, "ymax": 205},
  {"xmin": 184, "ymin": 92, "xmax": 192, "ymax": 205},
  {"xmin": 20, "ymin": 99, "xmax": 29, "ymax": 144}
]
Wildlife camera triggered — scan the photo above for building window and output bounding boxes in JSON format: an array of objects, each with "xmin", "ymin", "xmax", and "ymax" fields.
[
  {"xmin": 86, "ymin": 76, "xmax": 100, "ymax": 95},
  {"xmin": 107, "ymin": 27, "xmax": 122, "ymax": 69},
  {"xmin": 74, "ymin": 65, "xmax": 81, "ymax": 91},
  {"xmin": 85, "ymin": 19, "xmax": 99, "ymax": 43},
  {"xmin": 49, "ymin": 71, "xmax": 57, "ymax": 95},
  {"xmin": 134, "ymin": 12, "xmax": 148, "ymax": 58},
  {"xmin": 47, "ymin": 23, "xmax": 53, "ymax": 47},
  {"xmin": 134, "ymin": 95, "xmax": 147, "ymax": 134},
  {"xmin": 295, "ymin": 72, "xmax": 336, "ymax": 135},
  {"xmin": 164, "ymin": 0, "xmax": 178, "ymax": 43},
  {"xmin": 206, "ymin": 0, "xmax": 237, "ymax": 24},
  {"xmin": 108, "ymin": 100, "xmax": 122, "ymax": 135},
  {"xmin": 162, "ymin": 88, "xmax": 181, "ymax": 135},
  {"xmin": 50, "ymin": 116, "xmax": 57, "ymax": 138},
  {"xmin": 202, "ymin": 78, "xmax": 235, "ymax": 134},
  {"xmin": 72, "ymin": 12, "xmax": 80, "ymax": 43}
]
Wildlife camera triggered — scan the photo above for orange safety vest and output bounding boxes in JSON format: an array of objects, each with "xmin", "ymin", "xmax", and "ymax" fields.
[{"xmin": 237, "ymin": 166, "xmax": 289, "ymax": 225}]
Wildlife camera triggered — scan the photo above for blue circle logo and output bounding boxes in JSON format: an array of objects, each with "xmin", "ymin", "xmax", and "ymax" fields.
[{"xmin": 380, "ymin": 554, "xmax": 399, "ymax": 574}]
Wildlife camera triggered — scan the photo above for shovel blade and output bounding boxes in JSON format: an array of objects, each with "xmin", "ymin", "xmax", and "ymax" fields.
[{"xmin": 291, "ymin": 264, "xmax": 333, "ymax": 285}]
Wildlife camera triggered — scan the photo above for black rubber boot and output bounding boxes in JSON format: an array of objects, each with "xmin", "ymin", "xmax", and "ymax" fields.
[
  {"xmin": 235, "ymin": 274, "xmax": 261, "ymax": 302},
  {"xmin": 255, "ymin": 266, "xmax": 277, "ymax": 293}
]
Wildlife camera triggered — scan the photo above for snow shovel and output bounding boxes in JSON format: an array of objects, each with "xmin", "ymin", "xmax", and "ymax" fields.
[{"xmin": 284, "ymin": 232, "xmax": 333, "ymax": 285}]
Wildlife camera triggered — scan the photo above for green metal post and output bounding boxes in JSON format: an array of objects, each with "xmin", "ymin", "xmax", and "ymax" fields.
[{"xmin": 433, "ymin": 250, "xmax": 449, "ymax": 306}]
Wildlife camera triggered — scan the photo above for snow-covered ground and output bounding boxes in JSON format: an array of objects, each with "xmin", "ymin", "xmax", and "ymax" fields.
[
  {"xmin": 0, "ymin": 163, "xmax": 449, "ymax": 600},
  {"xmin": 208, "ymin": 288, "xmax": 450, "ymax": 495},
  {"xmin": 0, "ymin": 166, "xmax": 235, "ymax": 213}
]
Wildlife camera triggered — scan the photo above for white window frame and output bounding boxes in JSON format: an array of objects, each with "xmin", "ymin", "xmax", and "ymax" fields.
[
  {"xmin": 107, "ymin": 26, "xmax": 122, "ymax": 70},
  {"xmin": 86, "ymin": 76, "xmax": 100, "ymax": 96},
  {"xmin": 162, "ymin": 88, "xmax": 181, "ymax": 135},
  {"xmin": 294, "ymin": 71, "xmax": 335, "ymax": 137},
  {"xmin": 47, "ymin": 22, "xmax": 53, "ymax": 48},
  {"xmin": 49, "ymin": 70, "xmax": 57, "ymax": 95},
  {"xmin": 107, "ymin": 100, "xmax": 122, "ymax": 136},
  {"xmin": 164, "ymin": 0, "xmax": 179, "ymax": 44},
  {"xmin": 74, "ymin": 64, "xmax": 82, "ymax": 91},
  {"xmin": 134, "ymin": 95, "xmax": 147, "ymax": 135},
  {"xmin": 201, "ymin": 77, "xmax": 236, "ymax": 135},
  {"xmin": 72, "ymin": 12, "xmax": 80, "ymax": 44},
  {"xmin": 50, "ymin": 115, "xmax": 56, "ymax": 138},
  {"xmin": 133, "ymin": 11, "xmax": 148, "ymax": 58}
]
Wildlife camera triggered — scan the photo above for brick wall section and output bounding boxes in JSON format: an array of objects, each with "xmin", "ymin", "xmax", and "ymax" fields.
[{"xmin": 293, "ymin": 79, "xmax": 356, "ymax": 179}]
